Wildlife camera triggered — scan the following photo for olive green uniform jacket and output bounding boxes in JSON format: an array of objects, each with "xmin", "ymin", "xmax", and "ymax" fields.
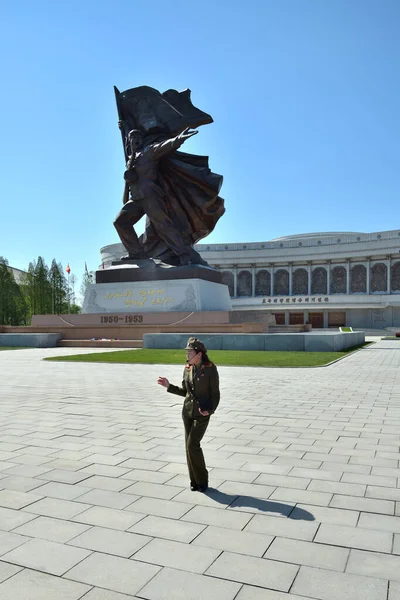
[{"xmin": 167, "ymin": 362, "xmax": 220, "ymax": 418}]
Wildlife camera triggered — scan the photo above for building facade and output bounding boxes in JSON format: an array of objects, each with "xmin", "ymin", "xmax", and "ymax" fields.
[{"xmin": 100, "ymin": 229, "xmax": 400, "ymax": 329}]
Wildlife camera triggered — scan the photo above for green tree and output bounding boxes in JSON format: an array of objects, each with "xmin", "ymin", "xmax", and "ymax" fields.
[
  {"xmin": 21, "ymin": 257, "xmax": 54, "ymax": 317},
  {"xmin": 34, "ymin": 256, "xmax": 52, "ymax": 314},
  {"xmin": 69, "ymin": 303, "xmax": 81, "ymax": 314},
  {"xmin": 49, "ymin": 260, "xmax": 68, "ymax": 313},
  {"xmin": 0, "ymin": 257, "xmax": 28, "ymax": 325},
  {"xmin": 21, "ymin": 261, "xmax": 37, "ymax": 320}
]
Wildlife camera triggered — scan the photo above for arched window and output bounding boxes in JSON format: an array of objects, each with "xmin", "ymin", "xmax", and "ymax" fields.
[
  {"xmin": 311, "ymin": 267, "xmax": 327, "ymax": 294},
  {"xmin": 237, "ymin": 270, "xmax": 252, "ymax": 297},
  {"xmin": 292, "ymin": 268, "xmax": 308, "ymax": 295},
  {"xmin": 255, "ymin": 270, "xmax": 271, "ymax": 296},
  {"xmin": 274, "ymin": 269, "xmax": 289, "ymax": 295},
  {"xmin": 371, "ymin": 263, "xmax": 387, "ymax": 292},
  {"xmin": 351, "ymin": 264, "xmax": 367, "ymax": 293},
  {"xmin": 331, "ymin": 266, "xmax": 347, "ymax": 294},
  {"xmin": 391, "ymin": 261, "xmax": 400, "ymax": 292}
]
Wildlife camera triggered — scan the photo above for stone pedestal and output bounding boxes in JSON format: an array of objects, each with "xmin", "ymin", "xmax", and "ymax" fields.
[
  {"xmin": 96, "ymin": 259, "xmax": 223, "ymax": 284},
  {"xmin": 82, "ymin": 278, "xmax": 232, "ymax": 314}
]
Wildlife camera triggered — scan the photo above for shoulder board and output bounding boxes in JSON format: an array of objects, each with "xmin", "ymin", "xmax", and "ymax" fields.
[{"xmin": 202, "ymin": 362, "xmax": 215, "ymax": 368}]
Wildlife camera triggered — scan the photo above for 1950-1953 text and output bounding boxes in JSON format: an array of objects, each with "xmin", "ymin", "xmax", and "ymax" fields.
[{"xmin": 100, "ymin": 315, "xmax": 143, "ymax": 324}]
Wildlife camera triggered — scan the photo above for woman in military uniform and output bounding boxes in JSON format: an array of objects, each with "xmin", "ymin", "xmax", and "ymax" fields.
[{"xmin": 158, "ymin": 337, "xmax": 220, "ymax": 492}]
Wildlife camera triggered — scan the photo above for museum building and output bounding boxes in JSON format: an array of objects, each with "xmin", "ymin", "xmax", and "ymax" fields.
[{"xmin": 100, "ymin": 229, "xmax": 400, "ymax": 329}]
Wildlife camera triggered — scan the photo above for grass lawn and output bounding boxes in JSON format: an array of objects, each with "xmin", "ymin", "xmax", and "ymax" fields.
[
  {"xmin": 0, "ymin": 347, "xmax": 26, "ymax": 351},
  {"xmin": 44, "ymin": 344, "xmax": 369, "ymax": 368}
]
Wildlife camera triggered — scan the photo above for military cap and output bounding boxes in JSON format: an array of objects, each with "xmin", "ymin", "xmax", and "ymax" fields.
[{"xmin": 185, "ymin": 337, "xmax": 207, "ymax": 353}]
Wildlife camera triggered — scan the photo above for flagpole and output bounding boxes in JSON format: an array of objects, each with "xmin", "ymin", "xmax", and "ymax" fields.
[{"xmin": 66, "ymin": 264, "xmax": 71, "ymax": 313}]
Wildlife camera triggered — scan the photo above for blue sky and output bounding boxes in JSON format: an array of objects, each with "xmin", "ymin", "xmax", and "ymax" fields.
[{"xmin": 1, "ymin": 0, "xmax": 399, "ymax": 288}]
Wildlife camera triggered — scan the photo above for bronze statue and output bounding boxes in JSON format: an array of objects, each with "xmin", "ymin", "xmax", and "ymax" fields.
[{"xmin": 113, "ymin": 86, "xmax": 225, "ymax": 267}]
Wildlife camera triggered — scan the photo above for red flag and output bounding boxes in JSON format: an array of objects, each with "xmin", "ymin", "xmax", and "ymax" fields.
[{"xmin": 66, "ymin": 264, "xmax": 71, "ymax": 274}]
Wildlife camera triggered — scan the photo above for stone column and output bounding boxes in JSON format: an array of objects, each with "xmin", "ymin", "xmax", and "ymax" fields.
[
  {"xmin": 288, "ymin": 263, "xmax": 293, "ymax": 296},
  {"xmin": 346, "ymin": 260, "xmax": 350, "ymax": 294},
  {"xmin": 270, "ymin": 265, "xmax": 274, "ymax": 296},
  {"xmin": 387, "ymin": 255, "xmax": 391, "ymax": 293},
  {"xmin": 366, "ymin": 258, "xmax": 371, "ymax": 295},
  {"xmin": 307, "ymin": 262, "xmax": 312, "ymax": 296},
  {"xmin": 251, "ymin": 264, "xmax": 256, "ymax": 297},
  {"xmin": 233, "ymin": 265, "xmax": 238, "ymax": 298},
  {"xmin": 326, "ymin": 260, "xmax": 331, "ymax": 295},
  {"xmin": 285, "ymin": 311, "xmax": 290, "ymax": 325},
  {"xmin": 323, "ymin": 311, "xmax": 329, "ymax": 328}
]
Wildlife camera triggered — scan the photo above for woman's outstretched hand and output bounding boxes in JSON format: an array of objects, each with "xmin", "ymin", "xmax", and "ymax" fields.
[{"xmin": 157, "ymin": 377, "xmax": 169, "ymax": 388}]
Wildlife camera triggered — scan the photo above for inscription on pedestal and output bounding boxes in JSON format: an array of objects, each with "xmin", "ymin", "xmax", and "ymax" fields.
[{"xmin": 82, "ymin": 279, "xmax": 232, "ymax": 313}]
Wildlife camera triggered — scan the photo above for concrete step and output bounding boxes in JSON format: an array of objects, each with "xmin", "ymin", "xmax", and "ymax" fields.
[
  {"xmin": 58, "ymin": 339, "xmax": 143, "ymax": 348},
  {"xmin": 269, "ymin": 325, "xmax": 311, "ymax": 333}
]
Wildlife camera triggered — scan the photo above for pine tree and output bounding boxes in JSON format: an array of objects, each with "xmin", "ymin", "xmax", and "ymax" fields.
[
  {"xmin": 49, "ymin": 260, "xmax": 68, "ymax": 313},
  {"xmin": 0, "ymin": 257, "xmax": 28, "ymax": 325},
  {"xmin": 21, "ymin": 261, "xmax": 37, "ymax": 319}
]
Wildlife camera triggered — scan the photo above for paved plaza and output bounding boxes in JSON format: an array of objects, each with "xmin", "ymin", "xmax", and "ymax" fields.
[{"xmin": 0, "ymin": 340, "xmax": 400, "ymax": 599}]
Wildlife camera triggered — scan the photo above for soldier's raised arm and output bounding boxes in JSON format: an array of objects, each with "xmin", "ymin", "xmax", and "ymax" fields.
[{"xmin": 149, "ymin": 128, "xmax": 198, "ymax": 160}]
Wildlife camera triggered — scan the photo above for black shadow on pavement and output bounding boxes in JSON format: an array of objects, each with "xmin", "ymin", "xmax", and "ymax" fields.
[{"xmin": 203, "ymin": 489, "xmax": 315, "ymax": 520}]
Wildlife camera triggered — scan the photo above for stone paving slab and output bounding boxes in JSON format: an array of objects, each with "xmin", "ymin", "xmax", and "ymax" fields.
[
  {"xmin": 181, "ymin": 504, "xmax": 253, "ymax": 530},
  {"xmin": 265, "ymin": 536, "xmax": 349, "ymax": 571},
  {"xmin": 128, "ymin": 514, "xmax": 206, "ymax": 543},
  {"xmin": 389, "ymin": 580, "xmax": 400, "ymax": 600},
  {"xmin": 65, "ymin": 552, "xmax": 160, "ymax": 595},
  {"xmin": 83, "ymin": 589, "xmax": 137, "ymax": 600},
  {"xmin": 235, "ymin": 585, "xmax": 314, "ymax": 600},
  {"xmin": 205, "ymin": 550, "xmax": 298, "ymax": 591},
  {"xmin": 0, "ymin": 560, "xmax": 22, "ymax": 583},
  {"xmin": 292, "ymin": 565, "xmax": 388, "ymax": 600},
  {"xmin": 0, "ymin": 506, "xmax": 37, "ymax": 531},
  {"xmin": 346, "ymin": 548, "xmax": 400, "ymax": 582},
  {"xmin": 133, "ymin": 537, "xmax": 221, "ymax": 573},
  {"xmin": 2, "ymin": 537, "xmax": 92, "ymax": 576},
  {"xmin": 315, "ymin": 522, "xmax": 393, "ymax": 553},
  {"xmin": 0, "ymin": 567, "xmax": 90, "ymax": 599},
  {"xmin": 0, "ymin": 342, "xmax": 400, "ymax": 598},
  {"xmin": 13, "ymin": 515, "xmax": 91, "ymax": 543},
  {"xmin": 67, "ymin": 525, "xmax": 152, "ymax": 557},
  {"xmin": 192, "ymin": 524, "xmax": 274, "ymax": 557},
  {"xmin": 23, "ymin": 496, "xmax": 92, "ymax": 519},
  {"xmin": 72, "ymin": 506, "xmax": 145, "ymax": 531},
  {"xmin": 138, "ymin": 566, "xmax": 241, "ymax": 600}
]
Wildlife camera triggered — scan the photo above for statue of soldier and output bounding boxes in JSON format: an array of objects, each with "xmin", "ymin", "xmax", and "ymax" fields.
[{"xmin": 114, "ymin": 126, "xmax": 208, "ymax": 266}]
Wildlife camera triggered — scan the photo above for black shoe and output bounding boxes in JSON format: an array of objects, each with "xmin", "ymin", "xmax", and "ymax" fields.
[
  {"xmin": 190, "ymin": 483, "xmax": 199, "ymax": 491},
  {"xmin": 198, "ymin": 483, "xmax": 208, "ymax": 493}
]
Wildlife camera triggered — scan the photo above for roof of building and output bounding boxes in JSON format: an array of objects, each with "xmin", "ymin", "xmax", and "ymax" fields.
[{"xmin": 271, "ymin": 232, "xmax": 365, "ymax": 241}]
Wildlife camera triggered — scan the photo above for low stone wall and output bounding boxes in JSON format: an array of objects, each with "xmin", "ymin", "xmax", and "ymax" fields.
[
  {"xmin": 143, "ymin": 331, "xmax": 365, "ymax": 352},
  {"xmin": 0, "ymin": 333, "xmax": 61, "ymax": 348},
  {"xmin": 0, "ymin": 321, "xmax": 263, "ymax": 342}
]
